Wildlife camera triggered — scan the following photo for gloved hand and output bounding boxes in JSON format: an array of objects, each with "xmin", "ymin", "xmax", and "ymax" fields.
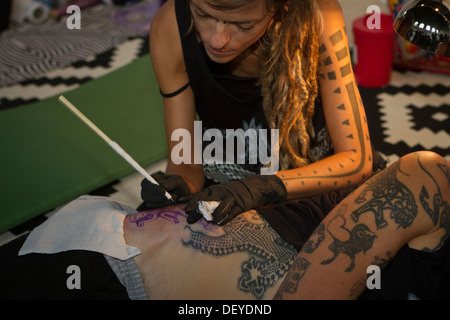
[
  {"xmin": 181, "ymin": 174, "xmax": 287, "ymax": 225},
  {"xmin": 140, "ymin": 172, "xmax": 191, "ymax": 209}
]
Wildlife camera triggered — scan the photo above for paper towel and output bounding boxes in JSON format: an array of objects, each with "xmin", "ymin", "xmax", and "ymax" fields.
[
  {"xmin": 19, "ymin": 196, "xmax": 141, "ymax": 260},
  {"xmin": 197, "ymin": 201, "xmax": 220, "ymax": 222}
]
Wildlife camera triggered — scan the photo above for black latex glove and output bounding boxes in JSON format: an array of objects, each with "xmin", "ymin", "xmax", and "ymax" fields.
[
  {"xmin": 140, "ymin": 172, "xmax": 191, "ymax": 209},
  {"xmin": 181, "ymin": 174, "xmax": 287, "ymax": 225}
]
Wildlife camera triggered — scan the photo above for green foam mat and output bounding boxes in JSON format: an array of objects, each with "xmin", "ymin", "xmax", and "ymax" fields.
[{"xmin": 0, "ymin": 55, "xmax": 167, "ymax": 233}]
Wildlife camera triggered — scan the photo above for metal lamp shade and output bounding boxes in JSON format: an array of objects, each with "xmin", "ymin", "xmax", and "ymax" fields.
[{"xmin": 393, "ymin": 0, "xmax": 450, "ymax": 57}]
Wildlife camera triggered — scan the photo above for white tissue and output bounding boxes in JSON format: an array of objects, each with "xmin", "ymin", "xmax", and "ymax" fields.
[
  {"xmin": 19, "ymin": 196, "xmax": 141, "ymax": 260},
  {"xmin": 197, "ymin": 201, "xmax": 220, "ymax": 221}
]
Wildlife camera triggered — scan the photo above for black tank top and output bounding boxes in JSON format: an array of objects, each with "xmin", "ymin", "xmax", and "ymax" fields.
[{"xmin": 174, "ymin": 0, "xmax": 333, "ymax": 182}]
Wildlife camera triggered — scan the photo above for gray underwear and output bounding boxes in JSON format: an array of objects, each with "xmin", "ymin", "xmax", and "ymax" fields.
[{"xmin": 104, "ymin": 255, "xmax": 147, "ymax": 300}]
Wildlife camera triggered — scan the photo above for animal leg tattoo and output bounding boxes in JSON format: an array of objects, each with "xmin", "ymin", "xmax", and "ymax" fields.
[
  {"xmin": 351, "ymin": 161, "xmax": 418, "ymax": 230},
  {"xmin": 321, "ymin": 208, "xmax": 377, "ymax": 272}
]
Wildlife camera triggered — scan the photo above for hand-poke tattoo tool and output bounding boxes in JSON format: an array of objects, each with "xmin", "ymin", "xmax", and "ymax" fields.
[{"xmin": 58, "ymin": 95, "xmax": 176, "ymax": 204}]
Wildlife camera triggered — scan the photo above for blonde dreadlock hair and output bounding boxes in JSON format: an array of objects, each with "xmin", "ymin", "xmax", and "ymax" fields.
[
  {"xmin": 261, "ymin": 0, "xmax": 323, "ymax": 170},
  {"xmin": 187, "ymin": 0, "xmax": 323, "ymax": 170}
]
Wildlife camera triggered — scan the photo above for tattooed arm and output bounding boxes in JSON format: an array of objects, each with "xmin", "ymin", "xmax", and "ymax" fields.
[
  {"xmin": 278, "ymin": 0, "xmax": 373, "ymax": 200},
  {"xmin": 275, "ymin": 151, "xmax": 450, "ymax": 299},
  {"xmin": 123, "ymin": 205, "xmax": 297, "ymax": 300}
]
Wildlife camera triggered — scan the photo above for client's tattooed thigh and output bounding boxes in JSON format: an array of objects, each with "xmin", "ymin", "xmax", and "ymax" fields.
[
  {"xmin": 417, "ymin": 155, "xmax": 450, "ymax": 251},
  {"xmin": 351, "ymin": 161, "xmax": 418, "ymax": 230},
  {"xmin": 321, "ymin": 205, "xmax": 377, "ymax": 272}
]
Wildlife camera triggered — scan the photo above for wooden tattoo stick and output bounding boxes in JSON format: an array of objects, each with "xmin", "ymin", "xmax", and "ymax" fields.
[{"xmin": 58, "ymin": 95, "xmax": 175, "ymax": 204}]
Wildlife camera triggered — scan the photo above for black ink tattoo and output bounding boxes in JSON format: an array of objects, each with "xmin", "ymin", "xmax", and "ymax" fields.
[
  {"xmin": 371, "ymin": 251, "xmax": 393, "ymax": 269},
  {"xmin": 349, "ymin": 278, "xmax": 366, "ymax": 297},
  {"xmin": 330, "ymin": 29, "xmax": 344, "ymax": 46},
  {"xmin": 327, "ymin": 71, "xmax": 337, "ymax": 80},
  {"xmin": 420, "ymin": 186, "xmax": 442, "ymax": 225},
  {"xmin": 438, "ymin": 162, "xmax": 450, "ymax": 185},
  {"xmin": 321, "ymin": 212, "xmax": 377, "ymax": 272},
  {"xmin": 340, "ymin": 63, "xmax": 352, "ymax": 77},
  {"xmin": 336, "ymin": 47, "xmax": 349, "ymax": 61},
  {"xmin": 348, "ymin": 253, "xmax": 393, "ymax": 297},
  {"xmin": 182, "ymin": 212, "xmax": 297, "ymax": 299},
  {"xmin": 351, "ymin": 161, "xmax": 418, "ymax": 230},
  {"xmin": 283, "ymin": 82, "xmax": 367, "ymax": 183},
  {"xmin": 303, "ymin": 223, "xmax": 326, "ymax": 253},
  {"xmin": 418, "ymin": 157, "xmax": 450, "ymax": 251},
  {"xmin": 273, "ymin": 257, "xmax": 311, "ymax": 300}
]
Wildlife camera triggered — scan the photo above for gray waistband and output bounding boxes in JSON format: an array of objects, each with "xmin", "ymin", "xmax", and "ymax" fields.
[{"xmin": 104, "ymin": 255, "xmax": 147, "ymax": 300}]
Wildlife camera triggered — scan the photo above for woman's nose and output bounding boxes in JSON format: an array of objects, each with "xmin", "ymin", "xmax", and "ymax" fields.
[{"xmin": 210, "ymin": 22, "xmax": 230, "ymax": 50}]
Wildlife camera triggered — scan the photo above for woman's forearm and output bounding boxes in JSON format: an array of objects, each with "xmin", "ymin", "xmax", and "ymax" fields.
[{"xmin": 277, "ymin": 149, "xmax": 373, "ymax": 200}]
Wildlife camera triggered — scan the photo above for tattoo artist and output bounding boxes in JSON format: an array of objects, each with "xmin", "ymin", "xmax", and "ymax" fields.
[{"xmin": 139, "ymin": 0, "xmax": 386, "ymax": 226}]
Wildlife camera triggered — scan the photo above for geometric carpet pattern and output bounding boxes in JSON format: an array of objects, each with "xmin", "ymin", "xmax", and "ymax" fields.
[
  {"xmin": 361, "ymin": 69, "xmax": 450, "ymax": 165},
  {"xmin": 0, "ymin": 35, "xmax": 149, "ymax": 110},
  {"xmin": 0, "ymin": 0, "xmax": 160, "ymax": 110}
]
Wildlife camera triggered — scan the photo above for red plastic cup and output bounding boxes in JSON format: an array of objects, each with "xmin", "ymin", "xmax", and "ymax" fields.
[{"xmin": 353, "ymin": 13, "xmax": 395, "ymax": 88}]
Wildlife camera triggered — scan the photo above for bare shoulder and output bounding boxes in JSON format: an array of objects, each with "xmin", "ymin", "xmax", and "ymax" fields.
[
  {"xmin": 317, "ymin": 0, "xmax": 344, "ymax": 17},
  {"xmin": 150, "ymin": 0, "xmax": 177, "ymax": 37},
  {"xmin": 149, "ymin": 0, "xmax": 187, "ymax": 92},
  {"xmin": 317, "ymin": 0, "xmax": 346, "ymax": 35}
]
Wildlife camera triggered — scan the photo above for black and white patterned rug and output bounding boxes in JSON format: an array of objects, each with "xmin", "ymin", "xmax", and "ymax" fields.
[
  {"xmin": 361, "ymin": 69, "xmax": 450, "ymax": 165},
  {"xmin": 0, "ymin": 0, "xmax": 159, "ymax": 110}
]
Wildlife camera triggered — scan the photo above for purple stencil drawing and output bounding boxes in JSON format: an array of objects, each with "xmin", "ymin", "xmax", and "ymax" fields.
[
  {"xmin": 129, "ymin": 205, "xmax": 218, "ymax": 231},
  {"xmin": 129, "ymin": 207, "xmax": 186, "ymax": 227}
]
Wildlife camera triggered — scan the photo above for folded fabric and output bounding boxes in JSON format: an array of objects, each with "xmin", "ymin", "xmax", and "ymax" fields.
[{"xmin": 19, "ymin": 196, "xmax": 141, "ymax": 260}]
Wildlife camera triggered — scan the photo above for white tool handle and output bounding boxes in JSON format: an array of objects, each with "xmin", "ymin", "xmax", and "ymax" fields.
[{"xmin": 58, "ymin": 95, "xmax": 174, "ymax": 201}]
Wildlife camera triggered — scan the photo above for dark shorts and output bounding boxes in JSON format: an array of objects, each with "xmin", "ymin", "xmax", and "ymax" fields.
[
  {"xmin": 0, "ymin": 235, "xmax": 129, "ymax": 300},
  {"xmin": 258, "ymin": 189, "xmax": 353, "ymax": 252},
  {"xmin": 360, "ymin": 237, "xmax": 450, "ymax": 300}
]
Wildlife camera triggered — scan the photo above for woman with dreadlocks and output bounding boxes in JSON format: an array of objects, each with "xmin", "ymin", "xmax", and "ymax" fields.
[{"xmin": 140, "ymin": 0, "xmax": 386, "ymax": 231}]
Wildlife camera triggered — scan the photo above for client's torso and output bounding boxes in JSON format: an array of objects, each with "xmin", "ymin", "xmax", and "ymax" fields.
[{"xmin": 123, "ymin": 205, "xmax": 297, "ymax": 300}]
